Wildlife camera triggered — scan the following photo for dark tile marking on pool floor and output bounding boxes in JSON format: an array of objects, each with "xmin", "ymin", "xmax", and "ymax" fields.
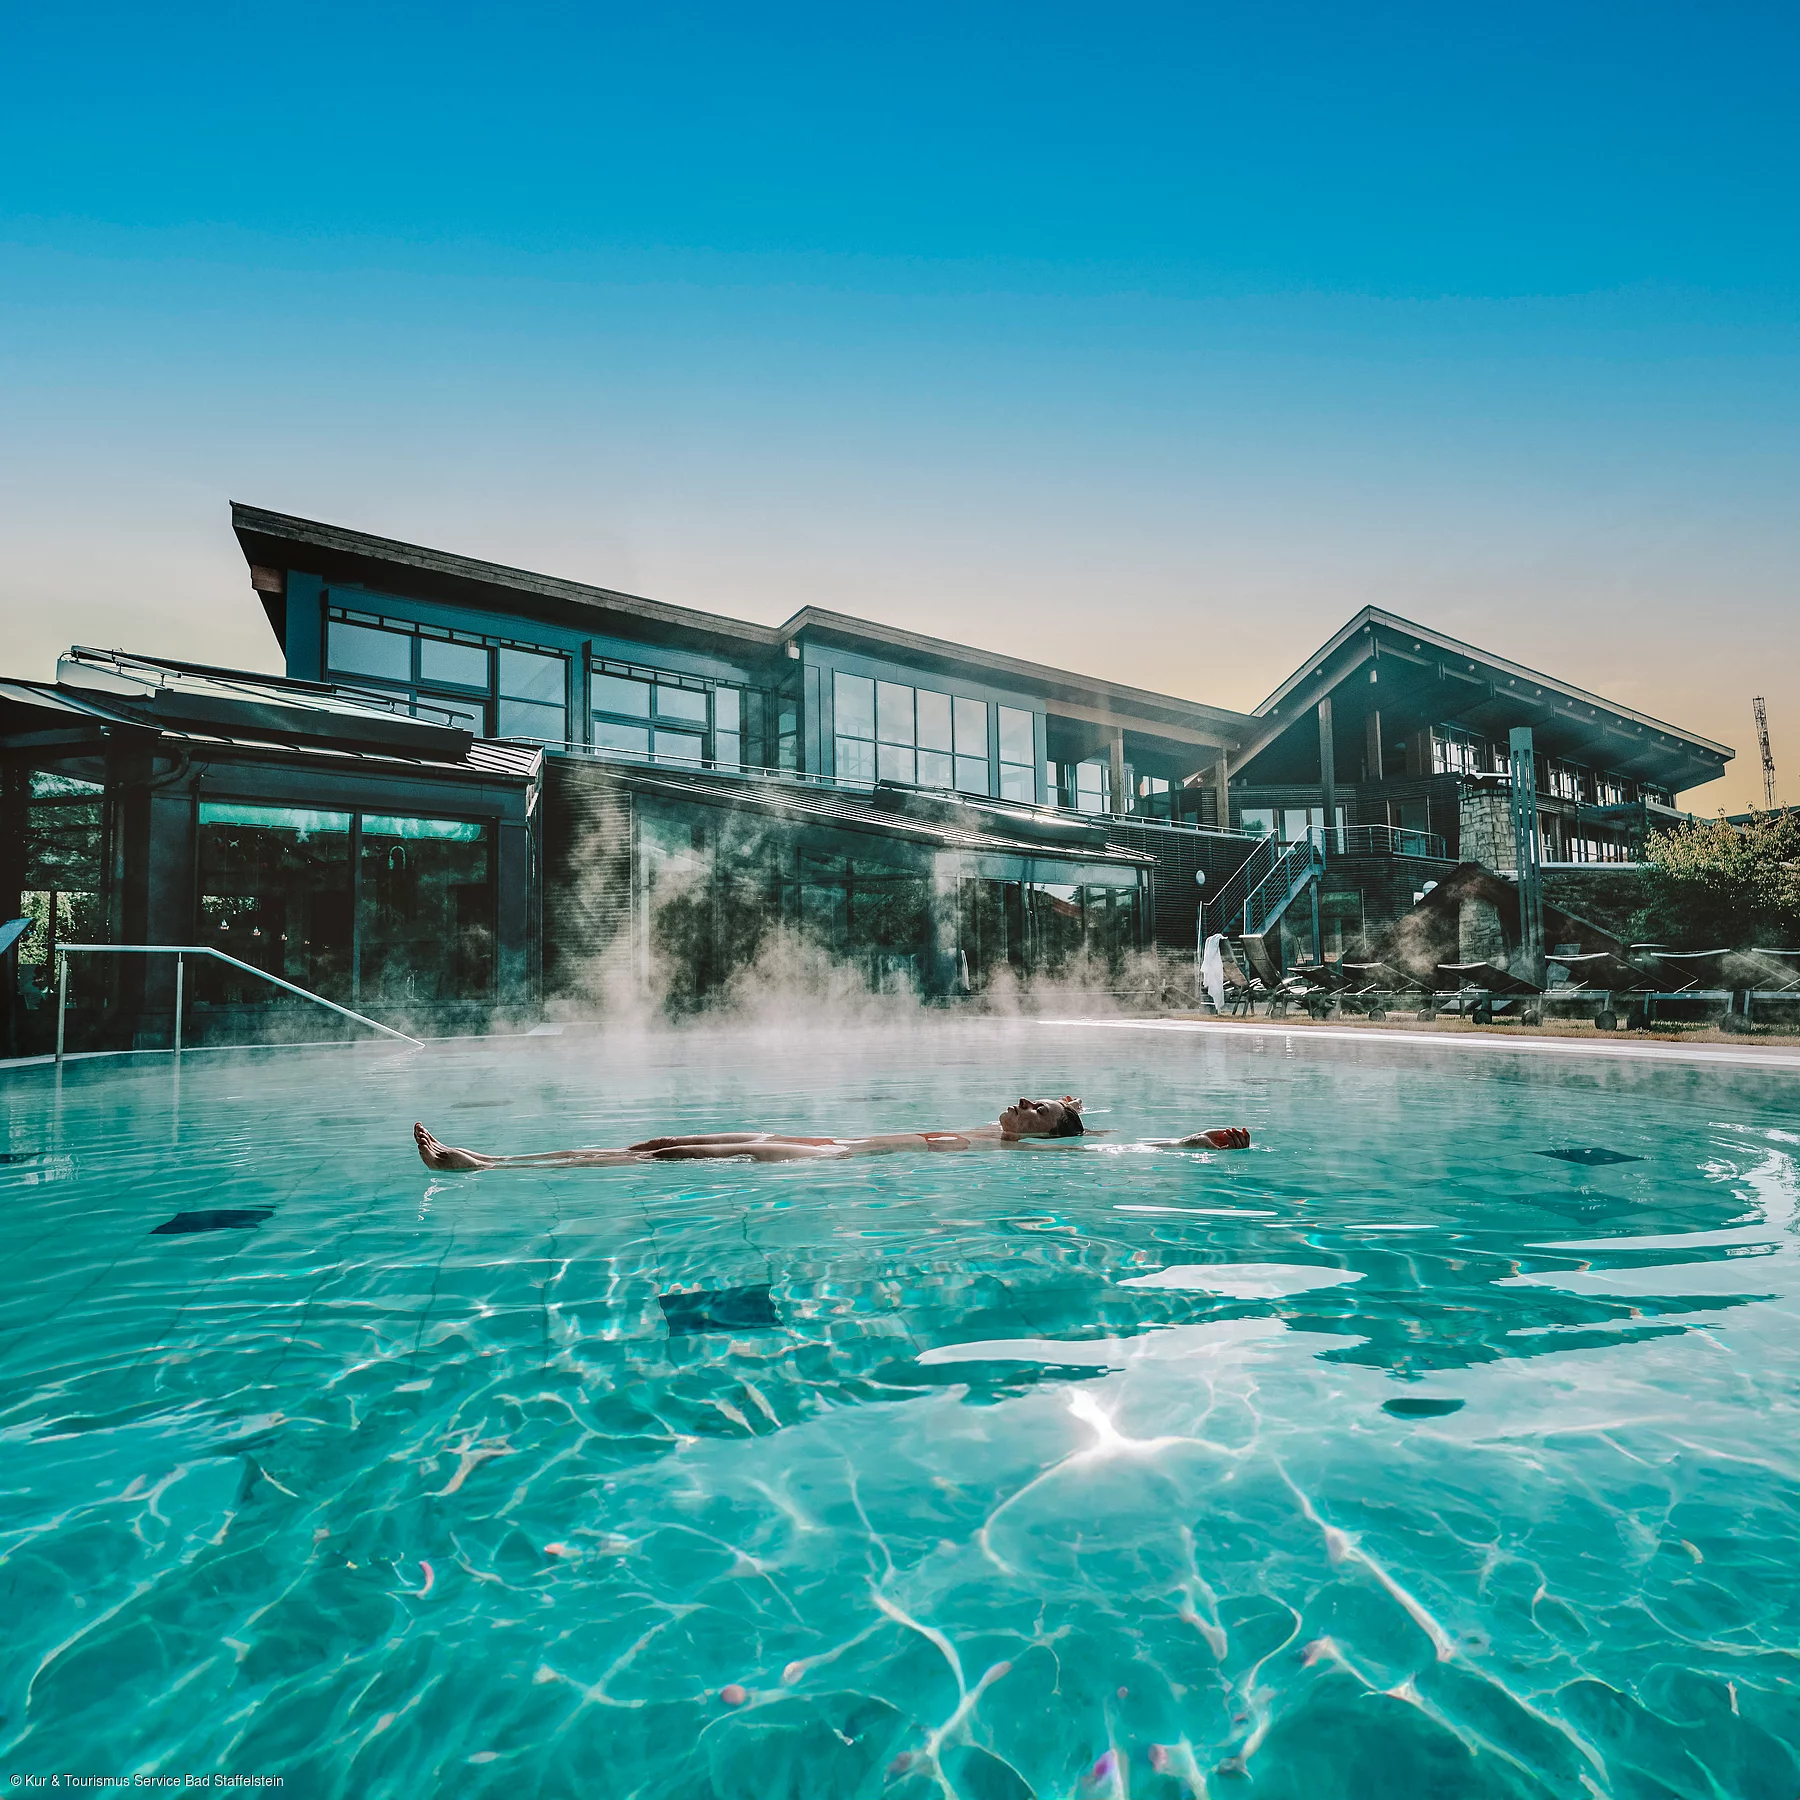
[
  {"xmin": 659, "ymin": 1284, "xmax": 780, "ymax": 1335},
  {"xmin": 1538, "ymin": 1148, "xmax": 1644, "ymax": 1166},
  {"xmin": 152, "ymin": 1208, "xmax": 276, "ymax": 1235},
  {"xmin": 1383, "ymin": 1396, "xmax": 1465, "ymax": 1418}
]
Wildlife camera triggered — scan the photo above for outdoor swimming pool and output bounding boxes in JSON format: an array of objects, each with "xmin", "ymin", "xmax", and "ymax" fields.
[{"xmin": 1, "ymin": 1023, "xmax": 1797, "ymax": 1798}]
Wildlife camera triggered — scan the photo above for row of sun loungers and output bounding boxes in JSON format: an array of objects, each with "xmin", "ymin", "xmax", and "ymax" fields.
[{"xmin": 1212, "ymin": 943, "xmax": 1800, "ymax": 1029}]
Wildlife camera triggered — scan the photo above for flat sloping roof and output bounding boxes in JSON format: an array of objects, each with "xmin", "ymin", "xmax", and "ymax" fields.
[{"xmin": 0, "ymin": 676, "xmax": 541, "ymax": 786}]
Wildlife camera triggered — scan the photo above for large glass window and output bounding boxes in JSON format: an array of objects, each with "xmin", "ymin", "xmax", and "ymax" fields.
[
  {"xmin": 1431, "ymin": 725, "xmax": 1494, "ymax": 777},
  {"xmin": 595, "ymin": 719, "xmax": 651, "ymax": 755},
  {"xmin": 714, "ymin": 687, "xmax": 743, "ymax": 770},
  {"xmin": 360, "ymin": 815, "xmax": 493, "ymax": 1002},
  {"xmin": 835, "ymin": 671, "xmax": 992, "ymax": 793},
  {"xmin": 650, "ymin": 681, "xmax": 706, "ymax": 765},
  {"xmin": 876, "ymin": 682, "xmax": 915, "ymax": 784},
  {"xmin": 16, "ymin": 771, "xmax": 106, "ymax": 991},
  {"xmin": 591, "ymin": 663, "xmax": 737, "ymax": 766},
  {"xmin": 954, "ymin": 697, "xmax": 989, "ymax": 796},
  {"xmin": 594, "ymin": 672, "xmax": 652, "ymax": 718},
  {"xmin": 915, "ymin": 689, "xmax": 953, "ymax": 788},
  {"xmin": 833, "ymin": 672, "xmax": 877, "ymax": 785},
  {"xmin": 326, "ymin": 609, "xmax": 579, "ymax": 742},
  {"xmin": 328, "ymin": 620, "xmax": 412, "ymax": 684},
  {"xmin": 197, "ymin": 802, "xmax": 355, "ymax": 1002},
  {"xmin": 496, "ymin": 647, "xmax": 567, "ymax": 742},
  {"xmin": 419, "ymin": 638, "xmax": 489, "ymax": 689},
  {"xmin": 997, "ymin": 707, "xmax": 1036, "ymax": 803},
  {"xmin": 195, "ymin": 802, "xmax": 494, "ymax": 1010},
  {"xmin": 1074, "ymin": 761, "xmax": 1110, "ymax": 814}
]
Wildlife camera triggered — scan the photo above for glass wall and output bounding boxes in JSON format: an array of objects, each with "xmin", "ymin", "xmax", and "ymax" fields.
[
  {"xmin": 325, "ymin": 608, "xmax": 569, "ymax": 743},
  {"xmin": 195, "ymin": 801, "xmax": 494, "ymax": 1010},
  {"xmin": 833, "ymin": 672, "xmax": 992, "ymax": 794},
  {"xmin": 1072, "ymin": 761, "xmax": 1110, "ymax": 814},
  {"xmin": 997, "ymin": 707, "xmax": 1036, "ymax": 802},
  {"xmin": 591, "ymin": 662, "xmax": 744, "ymax": 768},
  {"xmin": 497, "ymin": 648, "xmax": 568, "ymax": 742},
  {"xmin": 16, "ymin": 772, "xmax": 106, "ymax": 1002},
  {"xmin": 359, "ymin": 815, "xmax": 493, "ymax": 1003},
  {"xmin": 196, "ymin": 803, "xmax": 355, "ymax": 1001}
]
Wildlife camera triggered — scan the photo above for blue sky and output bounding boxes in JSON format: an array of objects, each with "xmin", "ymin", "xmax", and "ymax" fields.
[{"xmin": 4, "ymin": 0, "xmax": 1797, "ymax": 803}]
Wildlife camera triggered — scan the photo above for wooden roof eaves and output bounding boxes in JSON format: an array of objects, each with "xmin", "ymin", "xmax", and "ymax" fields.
[
  {"xmin": 1252, "ymin": 607, "xmax": 1733, "ymax": 762},
  {"xmin": 232, "ymin": 503, "xmax": 782, "ymax": 656}
]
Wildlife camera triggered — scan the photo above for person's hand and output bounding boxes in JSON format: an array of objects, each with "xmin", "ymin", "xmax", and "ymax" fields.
[{"xmin": 1173, "ymin": 1126, "xmax": 1251, "ymax": 1148}]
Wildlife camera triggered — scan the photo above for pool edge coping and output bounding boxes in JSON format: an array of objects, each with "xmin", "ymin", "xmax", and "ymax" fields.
[{"xmin": 1038, "ymin": 1015, "xmax": 1800, "ymax": 1071}]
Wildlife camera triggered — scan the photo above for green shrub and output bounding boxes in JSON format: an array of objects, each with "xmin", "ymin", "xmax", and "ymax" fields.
[{"xmin": 1637, "ymin": 810, "xmax": 1800, "ymax": 948}]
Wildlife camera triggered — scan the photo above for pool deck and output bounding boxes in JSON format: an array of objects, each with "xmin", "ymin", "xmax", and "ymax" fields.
[{"xmin": 1045, "ymin": 1013, "xmax": 1800, "ymax": 1071}]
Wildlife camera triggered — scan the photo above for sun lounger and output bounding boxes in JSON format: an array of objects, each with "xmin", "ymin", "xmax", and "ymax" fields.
[
  {"xmin": 1432, "ymin": 961, "xmax": 1543, "ymax": 1025},
  {"xmin": 1331, "ymin": 960, "xmax": 1426, "ymax": 1020}
]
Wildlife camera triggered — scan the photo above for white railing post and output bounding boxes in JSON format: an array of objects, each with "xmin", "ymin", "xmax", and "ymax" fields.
[
  {"xmin": 55, "ymin": 953, "xmax": 67, "ymax": 1064},
  {"xmin": 174, "ymin": 953, "xmax": 183, "ymax": 1057}
]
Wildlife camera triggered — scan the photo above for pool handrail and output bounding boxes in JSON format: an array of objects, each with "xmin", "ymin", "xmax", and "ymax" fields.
[{"xmin": 53, "ymin": 944, "xmax": 424, "ymax": 1060}]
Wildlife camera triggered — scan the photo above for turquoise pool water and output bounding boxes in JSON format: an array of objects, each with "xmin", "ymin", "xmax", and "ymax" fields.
[{"xmin": 2, "ymin": 1023, "xmax": 1797, "ymax": 1799}]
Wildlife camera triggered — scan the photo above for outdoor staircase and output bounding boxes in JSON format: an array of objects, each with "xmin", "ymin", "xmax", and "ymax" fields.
[{"xmin": 1201, "ymin": 834, "xmax": 1325, "ymax": 945}]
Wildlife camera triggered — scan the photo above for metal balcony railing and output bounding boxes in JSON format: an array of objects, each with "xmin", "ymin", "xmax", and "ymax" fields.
[
  {"xmin": 1311, "ymin": 824, "xmax": 1448, "ymax": 861},
  {"xmin": 537, "ymin": 741, "xmax": 1261, "ymax": 840}
]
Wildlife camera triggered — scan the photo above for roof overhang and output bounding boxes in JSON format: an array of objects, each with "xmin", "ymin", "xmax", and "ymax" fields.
[
  {"xmin": 233, "ymin": 503, "xmax": 779, "ymax": 663},
  {"xmin": 1234, "ymin": 607, "xmax": 1732, "ymax": 793}
]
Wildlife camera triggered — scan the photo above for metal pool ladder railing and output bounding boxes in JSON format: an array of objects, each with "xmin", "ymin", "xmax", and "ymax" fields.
[{"xmin": 54, "ymin": 944, "xmax": 424, "ymax": 1061}]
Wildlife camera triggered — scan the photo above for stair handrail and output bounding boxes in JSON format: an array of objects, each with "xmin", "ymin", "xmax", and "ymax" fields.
[
  {"xmin": 53, "ymin": 943, "xmax": 424, "ymax": 1061},
  {"xmin": 1242, "ymin": 839, "xmax": 1324, "ymax": 939},
  {"xmin": 1200, "ymin": 834, "xmax": 1281, "ymax": 938}
]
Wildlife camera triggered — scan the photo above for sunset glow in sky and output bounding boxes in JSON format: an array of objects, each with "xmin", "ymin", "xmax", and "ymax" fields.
[{"xmin": 4, "ymin": 1, "xmax": 1797, "ymax": 805}]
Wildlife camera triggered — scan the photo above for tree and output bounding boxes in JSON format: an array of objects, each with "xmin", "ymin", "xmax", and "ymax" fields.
[{"xmin": 1637, "ymin": 810, "xmax": 1800, "ymax": 948}]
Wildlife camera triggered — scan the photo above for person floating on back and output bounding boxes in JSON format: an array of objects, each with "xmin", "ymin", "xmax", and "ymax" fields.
[{"xmin": 414, "ymin": 1096, "xmax": 1251, "ymax": 1171}]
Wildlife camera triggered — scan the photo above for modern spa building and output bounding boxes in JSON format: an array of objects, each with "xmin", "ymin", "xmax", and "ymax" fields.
[{"xmin": 0, "ymin": 503, "xmax": 1733, "ymax": 1047}]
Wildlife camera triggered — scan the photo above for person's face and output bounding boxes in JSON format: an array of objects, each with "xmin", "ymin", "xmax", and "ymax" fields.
[{"xmin": 999, "ymin": 1096, "xmax": 1080, "ymax": 1139}]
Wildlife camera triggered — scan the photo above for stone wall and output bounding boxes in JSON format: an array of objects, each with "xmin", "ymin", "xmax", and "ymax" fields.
[{"xmin": 1459, "ymin": 786, "xmax": 1515, "ymax": 872}]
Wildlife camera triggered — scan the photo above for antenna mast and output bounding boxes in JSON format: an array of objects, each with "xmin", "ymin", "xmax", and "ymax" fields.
[{"xmin": 1752, "ymin": 696, "xmax": 1776, "ymax": 808}]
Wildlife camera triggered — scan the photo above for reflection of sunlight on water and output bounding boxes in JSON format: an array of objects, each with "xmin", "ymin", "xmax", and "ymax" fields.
[
  {"xmin": 3, "ymin": 1025, "xmax": 1800, "ymax": 1793},
  {"xmin": 1118, "ymin": 1262, "xmax": 1363, "ymax": 1298}
]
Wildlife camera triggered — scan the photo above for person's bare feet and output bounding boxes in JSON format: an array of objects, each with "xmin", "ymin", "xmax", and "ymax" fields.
[{"xmin": 415, "ymin": 1123, "xmax": 488, "ymax": 1171}]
